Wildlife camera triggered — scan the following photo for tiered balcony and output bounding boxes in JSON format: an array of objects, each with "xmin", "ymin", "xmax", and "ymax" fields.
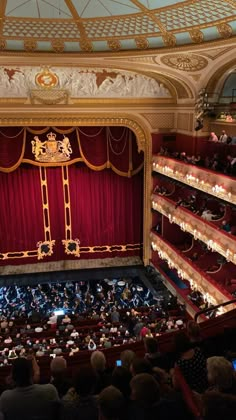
[
  {"xmin": 150, "ymin": 231, "xmax": 235, "ymax": 311},
  {"xmin": 151, "ymin": 193, "xmax": 236, "ymax": 265},
  {"xmin": 151, "ymin": 149, "xmax": 236, "ymax": 314},
  {"xmin": 152, "ymin": 155, "xmax": 236, "ymax": 205}
]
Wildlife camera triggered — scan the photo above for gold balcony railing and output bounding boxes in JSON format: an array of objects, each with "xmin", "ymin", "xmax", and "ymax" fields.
[
  {"xmin": 152, "ymin": 156, "xmax": 236, "ymax": 205},
  {"xmin": 151, "ymin": 194, "xmax": 236, "ymax": 265},
  {"xmin": 150, "ymin": 232, "xmax": 235, "ymax": 311}
]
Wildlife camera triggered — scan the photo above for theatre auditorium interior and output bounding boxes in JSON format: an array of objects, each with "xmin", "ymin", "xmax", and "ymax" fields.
[{"xmin": 1, "ymin": 1, "xmax": 236, "ymax": 419}]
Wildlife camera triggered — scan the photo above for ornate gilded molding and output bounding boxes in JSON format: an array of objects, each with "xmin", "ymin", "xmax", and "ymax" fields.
[
  {"xmin": 217, "ymin": 23, "xmax": 233, "ymax": 39},
  {"xmin": 160, "ymin": 54, "xmax": 208, "ymax": 72},
  {"xmin": 61, "ymin": 166, "xmax": 81, "ymax": 258},
  {"xmin": 189, "ymin": 29, "xmax": 204, "ymax": 44},
  {"xmin": 0, "ymin": 114, "xmax": 148, "ymax": 153},
  {"xmin": 0, "ymin": 0, "xmax": 236, "ymax": 54}
]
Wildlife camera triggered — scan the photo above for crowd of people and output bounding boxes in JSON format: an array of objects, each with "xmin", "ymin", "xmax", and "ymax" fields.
[
  {"xmin": 0, "ymin": 323, "xmax": 235, "ymax": 419},
  {"xmin": 0, "ymin": 278, "xmax": 158, "ymax": 320},
  {"xmin": 158, "ymin": 143, "xmax": 236, "ymax": 176},
  {"xmin": 154, "ymin": 179, "xmax": 236, "ymax": 234},
  {"xmin": 0, "ymin": 279, "xmax": 186, "ymax": 366}
]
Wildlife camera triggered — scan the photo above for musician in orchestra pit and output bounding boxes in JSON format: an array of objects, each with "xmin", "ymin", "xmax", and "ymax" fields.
[{"xmin": 110, "ymin": 306, "xmax": 120, "ymax": 323}]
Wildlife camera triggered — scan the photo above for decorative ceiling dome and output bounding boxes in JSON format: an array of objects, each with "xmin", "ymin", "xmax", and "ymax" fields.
[{"xmin": 1, "ymin": 0, "xmax": 236, "ymax": 54}]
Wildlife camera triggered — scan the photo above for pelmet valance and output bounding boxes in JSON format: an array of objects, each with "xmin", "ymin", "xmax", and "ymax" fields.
[{"xmin": 0, "ymin": 126, "xmax": 143, "ymax": 177}]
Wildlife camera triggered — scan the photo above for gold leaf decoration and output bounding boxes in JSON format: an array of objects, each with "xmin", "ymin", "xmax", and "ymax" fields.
[
  {"xmin": 217, "ymin": 23, "xmax": 233, "ymax": 39},
  {"xmin": 190, "ymin": 29, "xmax": 204, "ymax": 44},
  {"xmin": 162, "ymin": 33, "xmax": 176, "ymax": 47},
  {"xmin": 51, "ymin": 40, "xmax": 65, "ymax": 53},
  {"xmin": 161, "ymin": 54, "xmax": 208, "ymax": 72},
  {"xmin": 24, "ymin": 39, "xmax": 37, "ymax": 52},
  {"xmin": 134, "ymin": 37, "xmax": 149, "ymax": 50},
  {"xmin": 80, "ymin": 40, "xmax": 93, "ymax": 52},
  {"xmin": 107, "ymin": 40, "xmax": 121, "ymax": 51}
]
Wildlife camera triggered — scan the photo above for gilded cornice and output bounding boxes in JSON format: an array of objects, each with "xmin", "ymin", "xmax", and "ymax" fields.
[{"xmin": 0, "ymin": 113, "xmax": 150, "ymax": 153}]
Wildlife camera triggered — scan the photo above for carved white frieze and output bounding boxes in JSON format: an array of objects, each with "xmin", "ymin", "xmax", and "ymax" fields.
[{"xmin": 0, "ymin": 67, "xmax": 172, "ymax": 99}]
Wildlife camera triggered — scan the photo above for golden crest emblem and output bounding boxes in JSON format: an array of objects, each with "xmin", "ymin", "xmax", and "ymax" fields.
[
  {"xmin": 35, "ymin": 68, "xmax": 59, "ymax": 89},
  {"xmin": 31, "ymin": 132, "xmax": 72, "ymax": 162}
]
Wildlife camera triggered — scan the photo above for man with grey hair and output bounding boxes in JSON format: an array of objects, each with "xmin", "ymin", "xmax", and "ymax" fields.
[
  {"xmin": 50, "ymin": 356, "xmax": 71, "ymax": 398},
  {"xmin": 91, "ymin": 351, "xmax": 111, "ymax": 393}
]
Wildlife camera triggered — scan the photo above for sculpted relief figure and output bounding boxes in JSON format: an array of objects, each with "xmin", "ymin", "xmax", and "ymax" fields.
[{"xmin": 0, "ymin": 66, "xmax": 172, "ymax": 99}]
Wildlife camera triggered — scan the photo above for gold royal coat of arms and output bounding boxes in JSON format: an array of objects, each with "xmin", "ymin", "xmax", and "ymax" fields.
[{"xmin": 31, "ymin": 132, "xmax": 72, "ymax": 162}]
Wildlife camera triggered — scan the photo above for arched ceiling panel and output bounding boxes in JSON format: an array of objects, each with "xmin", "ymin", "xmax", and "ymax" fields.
[{"xmin": 1, "ymin": 0, "xmax": 236, "ymax": 53}]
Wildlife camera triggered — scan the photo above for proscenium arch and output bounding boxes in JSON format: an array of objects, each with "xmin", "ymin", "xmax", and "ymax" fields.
[
  {"xmin": 0, "ymin": 113, "xmax": 153, "ymax": 267},
  {"xmin": 206, "ymin": 58, "xmax": 236, "ymax": 98}
]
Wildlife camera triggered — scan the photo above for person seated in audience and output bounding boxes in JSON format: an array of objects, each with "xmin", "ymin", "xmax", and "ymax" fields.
[
  {"xmin": 62, "ymin": 314, "xmax": 71, "ymax": 325},
  {"xmin": 221, "ymin": 220, "xmax": 232, "ymax": 233},
  {"xmin": 175, "ymin": 197, "xmax": 189, "ymax": 209},
  {"xmin": 50, "ymin": 356, "xmax": 71, "ymax": 398},
  {"xmin": 225, "ymin": 155, "xmax": 236, "ymax": 175},
  {"xmin": 179, "ymin": 152, "xmax": 187, "ymax": 161},
  {"xmin": 174, "ymin": 331, "xmax": 208, "ymax": 393},
  {"xmin": 186, "ymin": 321, "xmax": 203, "ymax": 348},
  {"xmin": 120, "ymin": 350, "xmax": 135, "ymax": 371},
  {"xmin": 194, "ymin": 154, "xmax": 204, "ymax": 166},
  {"xmin": 69, "ymin": 343, "xmax": 80, "ymax": 356},
  {"xmin": 144, "ymin": 337, "xmax": 169, "ymax": 371},
  {"xmin": 202, "ymin": 391, "xmax": 236, "ymax": 420},
  {"xmin": 206, "ymin": 356, "xmax": 236, "ymax": 394},
  {"xmin": 208, "ymin": 132, "xmax": 218, "ymax": 142},
  {"xmin": 62, "ymin": 366, "xmax": 99, "ymax": 420},
  {"xmin": 153, "ymin": 185, "xmax": 168, "ymax": 196},
  {"xmin": 111, "ymin": 366, "xmax": 132, "ymax": 400},
  {"xmin": 130, "ymin": 357, "xmax": 153, "ymax": 377},
  {"xmin": 219, "ymin": 130, "xmax": 228, "ymax": 143},
  {"xmin": 201, "ymin": 209, "xmax": 218, "ymax": 221},
  {"xmin": 0, "ymin": 357, "xmax": 59, "ymax": 420},
  {"xmin": 91, "ymin": 351, "xmax": 111, "ymax": 393},
  {"xmin": 129, "ymin": 373, "xmax": 161, "ymax": 420},
  {"xmin": 98, "ymin": 385, "xmax": 125, "ymax": 420}
]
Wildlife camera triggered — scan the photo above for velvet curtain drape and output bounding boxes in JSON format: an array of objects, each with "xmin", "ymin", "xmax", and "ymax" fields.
[
  {"xmin": 0, "ymin": 127, "xmax": 143, "ymax": 267},
  {"xmin": 0, "ymin": 126, "xmax": 143, "ymax": 177}
]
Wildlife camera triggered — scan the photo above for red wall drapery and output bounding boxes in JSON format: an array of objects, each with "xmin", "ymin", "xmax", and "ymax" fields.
[{"xmin": 0, "ymin": 127, "xmax": 143, "ymax": 267}]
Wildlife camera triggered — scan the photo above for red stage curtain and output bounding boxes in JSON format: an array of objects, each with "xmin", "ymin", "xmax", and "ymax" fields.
[
  {"xmin": 68, "ymin": 165, "xmax": 143, "ymax": 258},
  {"xmin": 0, "ymin": 166, "xmax": 44, "ymax": 254},
  {"xmin": 0, "ymin": 164, "xmax": 143, "ymax": 265},
  {"xmin": 0, "ymin": 124, "xmax": 144, "ymax": 266},
  {"xmin": 0, "ymin": 128, "xmax": 25, "ymax": 171}
]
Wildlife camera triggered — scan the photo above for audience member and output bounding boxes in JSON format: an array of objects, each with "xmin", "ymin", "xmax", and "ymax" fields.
[
  {"xmin": 208, "ymin": 132, "xmax": 218, "ymax": 142},
  {"xmin": 50, "ymin": 356, "xmax": 71, "ymax": 398},
  {"xmin": 144, "ymin": 337, "xmax": 168, "ymax": 370},
  {"xmin": 62, "ymin": 366, "xmax": 99, "ymax": 420},
  {"xmin": 98, "ymin": 386, "xmax": 125, "ymax": 420},
  {"xmin": 219, "ymin": 130, "xmax": 228, "ymax": 143},
  {"xmin": 0, "ymin": 358, "xmax": 59, "ymax": 420},
  {"xmin": 174, "ymin": 331, "xmax": 208, "ymax": 393},
  {"xmin": 206, "ymin": 356, "xmax": 236, "ymax": 394},
  {"xmin": 202, "ymin": 391, "xmax": 236, "ymax": 420}
]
